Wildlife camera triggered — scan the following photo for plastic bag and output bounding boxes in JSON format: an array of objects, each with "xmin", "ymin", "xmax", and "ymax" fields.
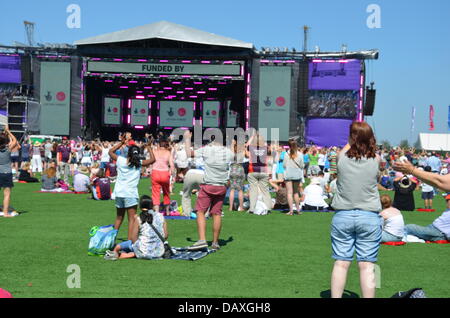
[
  {"xmin": 254, "ymin": 195, "xmax": 268, "ymax": 215},
  {"xmin": 88, "ymin": 225, "xmax": 118, "ymax": 256}
]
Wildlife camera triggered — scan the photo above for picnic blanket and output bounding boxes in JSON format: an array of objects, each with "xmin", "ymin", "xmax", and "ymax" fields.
[
  {"xmin": 169, "ymin": 247, "xmax": 216, "ymax": 261},
  {"xmin": 164, "ymin": 216, "xmax": 191, "ymax": 220}
]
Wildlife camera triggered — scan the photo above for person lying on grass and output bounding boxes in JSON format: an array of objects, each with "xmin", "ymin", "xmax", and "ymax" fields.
[
  {"xmin": 104, "ymin": 195, "xmax": 168, "ymax": 260},
  {"xmin": 404, "ymin": 194, "xmax": 450, "ymax": 242}
]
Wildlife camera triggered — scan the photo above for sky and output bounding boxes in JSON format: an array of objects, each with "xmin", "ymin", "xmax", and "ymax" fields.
[{"xmin": 1, "ymin": 0, "xmax": 449, "ymax": 145}]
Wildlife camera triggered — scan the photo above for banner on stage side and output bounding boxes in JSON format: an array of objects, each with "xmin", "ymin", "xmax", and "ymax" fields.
[
  {"xmin": 203, "ymin": 101, "xmax": 220, "ymax": 128},
  {"xmin": 159, "ymin": 101, "xmax": 194, "ymax": 127},
  {"xmin": 103, "ymin": 97, "xmax": 122, "ymax": 125},
  {"xmin": 258, "ymin": 66, "xmax": 291, "ymax": 141},
  {"xmin": 40, "ymin": 62, "xmax": 71, "ymax": 135},
  {"xmin": 130, "ymin": 99, "xmax": 149, "ymax": 126}
]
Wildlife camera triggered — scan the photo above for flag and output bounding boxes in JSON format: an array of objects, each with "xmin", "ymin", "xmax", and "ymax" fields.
[{"xmin": 429, "ymin": 105, "xmax": 435, "ymax": 131}]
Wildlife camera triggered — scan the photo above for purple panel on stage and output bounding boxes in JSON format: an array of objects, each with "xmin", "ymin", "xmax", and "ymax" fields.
[
  {"xmin": 305, "ymin": 118, "xmax": 353, "ymax": 147},
  {"xmin": 309, "ymin": 60, "xmax": 360, "ymax": 90},
  {"xmin": 0, "ymin": 55, "xmax": 21, "ymax": 84}
]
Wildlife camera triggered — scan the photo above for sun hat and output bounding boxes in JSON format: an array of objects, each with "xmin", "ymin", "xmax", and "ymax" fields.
[{"xmin": 77, "ymin": 166, "xmax": 90, "ymax": 175}]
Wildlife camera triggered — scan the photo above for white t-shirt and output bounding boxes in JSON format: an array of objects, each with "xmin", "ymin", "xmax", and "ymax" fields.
[
  {"xmin": 194, "ymin": 145, "xmax": 234, "ymax": 186},
  {"xmin": 113, "ymin": 156, "xmax": 142, "ymax": 198},
  {"xmin": 303, "ymin": 184, "xmax": 328, "ymax": 207},
  {"xmin": 318, "ymin": 154, "xmax": 326, "ymax": 166},
  {"xmin": 421, "ymin": 182, "xmax": 434, "ymax": 193},
  {"xmin": 383, "ymin": 213, "xmax": 405, "ymax": 238},
  {"xmin": 101, "ymin": 147, "xmax": 111, "ymax": 163},
  {"xmin": 174, "ymin": 147, "xmax": 189, "ymax": 169}
]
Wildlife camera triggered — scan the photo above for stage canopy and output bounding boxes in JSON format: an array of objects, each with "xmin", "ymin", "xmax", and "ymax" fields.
[
  {"xmin": 419, "ymin": 133, "xmax": 450, "ymax": 151},
  {"xmin": 75, "ymin": 21, "xmax": 253, "ymax": 49}
]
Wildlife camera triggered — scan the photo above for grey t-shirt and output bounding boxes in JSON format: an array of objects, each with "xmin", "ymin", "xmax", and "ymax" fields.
[
  {"xmin": 332, "ymin": 150, "xmax": 381, "ymax": 212},
  {"xmin": 41, "ymin": 175, "xmax": 57, "ymax": 190},
  {"xmin": 194, "ymin": 145, "xmax": 234, "ymax": 186},
  {"xmin": 0, "ymin": 149, "xmax": 12, "ymax": 174}
]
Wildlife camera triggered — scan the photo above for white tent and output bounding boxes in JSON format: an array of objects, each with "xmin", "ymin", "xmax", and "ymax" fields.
[
  {"xmin": 75, "ymin": 21, "xmax": 254, "ymax": 49},
  {"xmin": 419, "ymin": 133, "xmax": 450, "ymax": 151}
]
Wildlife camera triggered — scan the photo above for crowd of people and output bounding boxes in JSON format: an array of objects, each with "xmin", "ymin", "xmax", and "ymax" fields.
[{"xmin": 2, "ymin": 121, "xmax": 450, "ymax": 298}]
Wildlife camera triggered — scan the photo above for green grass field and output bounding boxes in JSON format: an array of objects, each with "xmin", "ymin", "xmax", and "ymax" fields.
[{"xmin": 1, "ymin": 178, "xmax": 449, "ymax": 298}]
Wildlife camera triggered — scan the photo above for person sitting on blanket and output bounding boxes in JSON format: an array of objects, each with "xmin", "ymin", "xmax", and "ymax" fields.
[
  {"xmin": 41, "ymin": 167, "xmax": 59, "ymax": 191},
  {"xmin": 104, "ymin": 195, "xmax": 168, "ymax": 260},
  {"xmin": 379, "ymin": 194, "xmax": 405, "ymax": 243},
  {"xmin": 404, "ymin": 194, "xmax": 450, "ymax": 242},
  {"xmin": 73, "ymin": 166, "xmax": 90, "ymax": 193}
]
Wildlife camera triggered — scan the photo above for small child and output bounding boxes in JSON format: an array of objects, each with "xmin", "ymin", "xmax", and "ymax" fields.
[
  {"xmin": 104, "ymin": 195, "xmax": 168, "ymax": 260},
  {"xmin": 380, "ymin": 194, "xmax": 405, "ymax": 243},
  {"xmin": 421, "ymin": 166, "xmax": 434, "ymax": 209}
]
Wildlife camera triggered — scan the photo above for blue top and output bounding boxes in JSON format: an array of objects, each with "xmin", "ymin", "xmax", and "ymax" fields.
[
  {"xmin": 276, "ymin": 151, "xmax": 286, "ymax": 174},
  {"xmin": 303, "ymin": 154, "xmax": 309, "ymax": 164},
  {"xmin": 426, "ymin": 156, "xmax": 441, "ymax": 172},
  {"xmin": 113, "ymin": 156, "xmax": 142, "ymax": 198}
]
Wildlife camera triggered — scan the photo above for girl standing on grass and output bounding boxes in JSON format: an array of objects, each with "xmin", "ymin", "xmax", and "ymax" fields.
[
  {"xmin": 330, "ymin": 121, "xmax": 382, "ymax": 298},
  {"xmin": 109, "ymin": 133, "xmax": 155, "ymax": 240},
  {"xmin": 151, "ymin": 138, "xmax": 175, "ymax": 215},
  {"xmin": 0, "ymin": 125, "xmax": 18, "ymax": 218},
  {"xmin": 283, "ymin": 140, "xmax": 304, "ymax": 215}
]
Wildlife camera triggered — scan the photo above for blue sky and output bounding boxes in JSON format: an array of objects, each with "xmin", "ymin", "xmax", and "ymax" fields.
[{"xmin": 1, "ymin": 0, "xmax": 449, "ymax": 145}]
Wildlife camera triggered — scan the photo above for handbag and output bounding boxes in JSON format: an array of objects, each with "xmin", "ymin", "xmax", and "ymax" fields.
[{"xmin": 148, "ymin": 222, "xmax": 174, "ymax": 259}]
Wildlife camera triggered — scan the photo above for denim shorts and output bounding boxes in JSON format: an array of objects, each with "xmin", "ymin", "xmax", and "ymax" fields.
[
  {"xmin": 115, "ymin": 197, "xmax": 139, "ymax": 209},
  {"xmin": 331, "ymin": 210, "xmax": 383, "ymax": 262},
  {"xmin": 118, "ymin": 240, "xmax": 134, "ymax": 253}
]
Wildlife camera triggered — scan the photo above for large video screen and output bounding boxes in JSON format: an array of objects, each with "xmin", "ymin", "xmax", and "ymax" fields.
[
  {"xmin": 307, "ymin": 90, "xmax": 358, "ymax": 118},
  {"xmin": 0, "ymin": 55, "xmax": 21, "ymax": 84},
  {"xmin": 308, "ymin": 60, "xmax": 361, "ymax": 90}
]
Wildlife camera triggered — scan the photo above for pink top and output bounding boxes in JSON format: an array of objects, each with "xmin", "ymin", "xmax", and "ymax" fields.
[{"xmin": 152, "ymin": 150, "xmax": 171, "ymax": 171}]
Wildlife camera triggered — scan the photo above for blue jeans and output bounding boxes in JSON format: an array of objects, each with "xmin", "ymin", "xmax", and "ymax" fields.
[
  {"xmin": 118, "ymin": 240, "xmax": 134, "ymax": 253},
  {"xmin": 381, "ymin": 231, "xmax": 403, "ymax": 243},
  {"xmin": 404, "ymin": 224, "xmax": 446, "ymax": 241},
  {"xmin": 331, "ymin": 210, "xmax": 383, "ymax": 262}
]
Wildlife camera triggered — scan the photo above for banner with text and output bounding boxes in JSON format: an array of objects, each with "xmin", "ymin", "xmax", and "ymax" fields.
[
  {"xmin": 40, "ymin": 62, "xmax": 71, "ymax": 135},
  {"xmin": 131, "ymin": 99, "xmax": 149, "ymax": 126},
  {"xmin": 258, "ymin": 66, "xmax": 291, "ymax": 141},
  {"xmin": 160, "ymin": 101, "xmax": 194, "ymax": 127},
  {"xmin": 88, "ymin": 61, "xmax": 242, "ymax": 76},
  {"xmin": 103, "ymin": 97, "xmax": 122, "ymax": 125},
  {"xmin": 203, "ymin": 101, "xmax": 220, "ymax": 128}
]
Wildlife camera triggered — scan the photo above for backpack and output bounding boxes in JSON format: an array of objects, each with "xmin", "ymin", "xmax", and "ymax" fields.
[
  {"xmin": 391, "ymin": 288, "xmax": 427, "ymax": 298},
  {"xmin": 57, "ymin": 179, "xmax": 70, "ymax": 191},
  {"xmin": 88, "ymin": 225, "xmax": 118, "ymax": 256}
]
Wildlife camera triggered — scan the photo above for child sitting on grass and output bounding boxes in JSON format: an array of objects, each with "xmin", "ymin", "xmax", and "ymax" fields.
[{"xmin": 104, "ymin": 195, "xmax": 168, "ymax": 260}]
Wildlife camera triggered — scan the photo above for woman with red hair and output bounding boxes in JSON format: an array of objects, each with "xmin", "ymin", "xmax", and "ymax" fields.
[{"xmin": 330, "ymin": 121, "xmax": 382, "ymax": 298}]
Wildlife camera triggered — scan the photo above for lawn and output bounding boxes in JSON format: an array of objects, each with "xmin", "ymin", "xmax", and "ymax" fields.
[{"xmin": 1, "ymin": 178, "xmax": 449, "ymax": 298}]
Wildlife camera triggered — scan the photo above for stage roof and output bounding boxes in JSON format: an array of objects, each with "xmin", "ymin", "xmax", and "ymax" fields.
[{"xmin": 75, "ymin": 21, "xmax": 254, "ymax": 49}]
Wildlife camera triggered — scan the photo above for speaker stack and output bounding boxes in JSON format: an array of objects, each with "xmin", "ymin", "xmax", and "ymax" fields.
[
  {"xmin": 6, "ymin": 97, "xmax": 28, "ymax": 140},
  {"xmin": 364, "ymin": 88, "xmax": 376, "ymax": 116}
]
